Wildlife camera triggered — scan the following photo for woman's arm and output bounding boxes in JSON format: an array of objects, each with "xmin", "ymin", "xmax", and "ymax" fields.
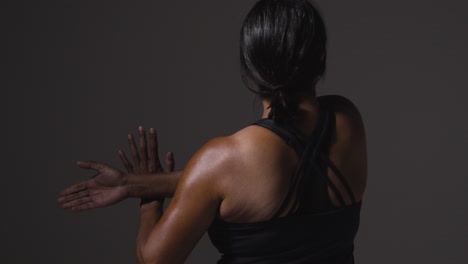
[
  {"xmin": 57, "ymin": 167, "xmax": 183, "ymax": 211},
  {"xmin": 119, "ymin": 127, "xmax": 182, "ymax": 200},
  {"xmin": 125, "ymin": 170, "xmax": 182, "ymax": 199},
  {"xmin": 115, "ymin": 126, "xmax": 176, "ymax": 263},
  {"xmin": 137, "ymin": 136, "xmax": 234, "ymax": 264},
  {"xmin": 61, "ymin": 135, "xmax": 233, "ymax": 263}
]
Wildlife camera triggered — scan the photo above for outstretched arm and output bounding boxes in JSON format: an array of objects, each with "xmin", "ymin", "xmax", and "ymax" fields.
[
  {"xmin": 57, "ymin": 167, "xmax": 183, "ymax": 211},
  {"xmin": 125, "ymin": 170, "xmax": 183, "ymax": 199}
]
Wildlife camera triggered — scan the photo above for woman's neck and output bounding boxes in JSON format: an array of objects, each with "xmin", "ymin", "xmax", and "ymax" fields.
[
  {"xmin": 261, "ymin": 87, "xmax": 319, "ymax": 117},
  {"xmin": 261, "ymin": 92, "xmax": 321, "ymax": 137}
]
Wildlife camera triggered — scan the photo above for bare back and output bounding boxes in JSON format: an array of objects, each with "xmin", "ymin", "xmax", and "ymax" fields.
[{"xmin": 216, "ymin": 95, "xmax": 368, "ymax": 223}]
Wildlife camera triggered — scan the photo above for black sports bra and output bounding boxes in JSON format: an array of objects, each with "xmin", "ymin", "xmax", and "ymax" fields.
[{"xmin": 207, "ymin": 103, "xmax": 362, "ymax": 264}]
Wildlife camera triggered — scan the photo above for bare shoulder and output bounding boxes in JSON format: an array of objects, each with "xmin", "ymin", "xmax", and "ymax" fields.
[
  {"xmin": 185, "ymin": 136, "xmax": 239, "ymax": 179},
  {"xmin": 318, "ymin": 95, "xmax": 363, "ymax": 121},
  {"xmin": 227, "ymin": 123, "xmax": 298, "ymax": 182},
  {"xmin": 211, "ymin": 125, "xmax": 299, "ymax": 221},
  {"xmin": 184, "ymin": 128, "xmax": 287, "ymax": 189},
  {"xmin": 230, "ymin": 123, "xmax": 294, "ymax": 161},
  {"xmin": 181, "ymin": 136, "xmax": 245, "ymax": 198}
]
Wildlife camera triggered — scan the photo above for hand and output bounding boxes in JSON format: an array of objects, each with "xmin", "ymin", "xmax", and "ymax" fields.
[
  {"xmin": 57, "ymin": 161, "xmax": 127, "ymax": 212},
  {"xmin": 119, "ymin": 126, "xmax": 173, "ymax": 174},
  {"xmin": 118, "ymin": 126, "xmax": 175, "ymax": 206}
]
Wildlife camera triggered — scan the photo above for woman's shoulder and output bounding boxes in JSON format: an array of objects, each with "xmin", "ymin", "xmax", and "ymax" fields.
[
  {"xmin": 190, "ymin": 131, "xmax": 274, "ymax": 172},
  {"xmin": 186, "ymin": 131, "xmax": 289, "ymax": 205},
  {"xmin": 200, "ymin": 122, "xmax": 297, "ymax": 179},
  {"xmin": 201, "ymin": 126, "xmax": 300, "ymax": 222},
  {"xmin": 317, "ymin": 95, "xmax": 364, "ymax": 124},
  {"xmin": 181, "ymin": 136, "xmax": 244, "ymax": 197},
  {"xmin": 318, "ymin": 94, "xmax": 362, "ymax": 116},
  {"xmin": 192, "ymin": 126, "xmax": 285, "ymax": 173},
  {"xmin": 317, "ymin": 94, "xmax": 366, "ymax": 141}
]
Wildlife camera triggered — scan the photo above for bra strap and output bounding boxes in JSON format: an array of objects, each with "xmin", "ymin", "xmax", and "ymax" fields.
[
  {"xmin": 320, "ymin": 153, "xmax": 357, "ymax": 205},
  {"xmin": 310, "ymin": 160, "xmax": 347, "ymax": 207},
  {"xmin": 271, "ymin": 104, "xmax": 331, "ymax": 218},
  {"xmin": 291, "ymin": 104, "xmax": 348, "ymax": 211},
  {"xmin": 307, "ymin": 106, "xmax": 348, "ymax": 208},
  {"xmin": 251, "ymin": 119, "xmax": 305, "ymax": 156}
]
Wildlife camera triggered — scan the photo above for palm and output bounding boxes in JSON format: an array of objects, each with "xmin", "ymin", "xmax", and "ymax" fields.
[
  {"xmin": 86, "ymin": 168, "xmax": 128, "ymax": 208},
  {"xmin": 57, "ymin": 126, "xmax": 174, "ymax": 212},
  {"xmin": 58, "ymin": 161, "xmax": 127, "ymax": 211}
]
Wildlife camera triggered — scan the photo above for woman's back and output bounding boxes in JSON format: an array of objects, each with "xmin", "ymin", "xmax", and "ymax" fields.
[
  {"xmin": 207, "ymin": 94, "xmax": 367, "ymax": 263},
  {"xmin": 213, "ymin": 95, "xmax": 367, "ymax": 223}
]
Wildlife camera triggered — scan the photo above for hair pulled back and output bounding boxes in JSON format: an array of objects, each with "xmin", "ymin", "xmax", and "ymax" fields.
[{"xmin": 240, "ymin": 0, "xmax": 327, "ymax": 124}]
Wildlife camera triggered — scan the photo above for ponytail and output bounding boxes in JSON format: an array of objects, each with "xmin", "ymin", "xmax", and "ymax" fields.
[
  {"xmin": 240, "ymin": 0, "xmax": 327, "ymax": 123},
  {"xmin": 266, "ymin": 85, "xmax": 299, "ymax": 123}
]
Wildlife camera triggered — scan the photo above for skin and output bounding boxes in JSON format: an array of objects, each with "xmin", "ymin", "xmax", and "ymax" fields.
[
  {"xmin": 118, "ymin": 126, "xmax": 175, "ymax": 263},
  {"xmin": 57, "ymin": 93, "xmax": 368, "ymax": 264}
]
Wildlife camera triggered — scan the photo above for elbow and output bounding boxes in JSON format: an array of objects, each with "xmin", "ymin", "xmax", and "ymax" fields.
[
  {"xmin": 136, "ymin": 247, "xmax": 145, "ymax": 264},
  {"xmin": 136, "ymin": 246, "xmax": 153, "ymax": 264},
  {"xmin": 139, "ymin": 248, "xmax": 183, "ymax": 264},
  {"xmin": 137, "ymin": 242, "xmax": 184, "ymax": 264},
  {"xmin": 137, "ymin": 246, "xmax": 158, "ymax": 264}
]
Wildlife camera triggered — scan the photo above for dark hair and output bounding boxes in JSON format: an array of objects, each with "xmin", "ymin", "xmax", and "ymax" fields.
[{"xmin": 240, "ymin": 0, "xmax": 327, "ymax": 124}]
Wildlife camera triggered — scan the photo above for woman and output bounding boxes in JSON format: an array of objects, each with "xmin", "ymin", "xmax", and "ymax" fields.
[{"xmin": 58, "ymin": 0, "xmax": 367, "ymax": 263}]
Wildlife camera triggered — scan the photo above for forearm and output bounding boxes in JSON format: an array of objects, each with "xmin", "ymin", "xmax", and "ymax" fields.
[
  {"xmin": 136, "ymin": 202, "xmax": 163, "ymax": 264},
  {"xmin": 125, "ymin": 170, "xmax": 183, "ymax": 199}
]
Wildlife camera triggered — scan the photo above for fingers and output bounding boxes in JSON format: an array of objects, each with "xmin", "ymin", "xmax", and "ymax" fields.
[
  {"xmin": 76, "ymin": 160, "xmax": 104, "ymax": 171},
  {"xmin": 57, "ymin": 190, "xmax": 89, "ymax": 205},
  {"xmin": 128, "ymin": 133, "xmax": 140, "ymax": 168},
  {"xmin": 59, "ymin": 181, "xmax": 87, "ymax": 196},
  {"xmin": 118, "ymin": 149, "xmax": 134, "ymax": 173},
  {"xmin": 165, "ymin": 152, "xmax": 175, "ymax": 172},
  {"xmin": 61, "ymin": 196, "xmax": 93, "ymax": 210},
  {"xmin": 149, "ymin": 128, "xmax": 161, "ymax": 168},
  {"xmin": 58, "ymin": 184, "xmax": 95, "ymax": 212},
  {"xmin": 71, "ymin": 202, "xmax": 96, "ymax": 212},
  {"xmin": 138, "ymin": 126, "xmax": 148, "ymax": 169}
]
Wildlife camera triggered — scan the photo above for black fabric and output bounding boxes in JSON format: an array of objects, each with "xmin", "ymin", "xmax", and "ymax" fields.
[{"xmin": 207, "ymin": 104, "xmax": 362, "ymax": 264}]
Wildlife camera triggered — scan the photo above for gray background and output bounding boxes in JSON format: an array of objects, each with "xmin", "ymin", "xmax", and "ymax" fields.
[{"xmin": 3, "ymin": 0, "xmax": 467, "ymax": 263}]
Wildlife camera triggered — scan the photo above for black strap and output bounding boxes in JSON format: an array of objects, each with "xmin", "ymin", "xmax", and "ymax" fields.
[
  {"xmin": 249, "ymin": 103, "xmax": 356, "ymax": 217},
  {"xmin": 271, "ymin": 104, "xmax": 331, "ymax": 218},
  {"xmin": 277, "ymin": 103, "xmax": 357, "ymax": 212},
  {"xmin": 252, "ymin": 119, "xmax": 306, "ymax": 156},
  {"xmin": 311, "ymin": 159, "xmax": 346, "ymax": 207},
  {"xmin": 306, "ymin": 108, "xmax": 354, "ymax": 208},
  {"xmin": 249, "ymin": 119, "xmax": 309, "ymax": 218},
  {"xmin": 308, "ymin": 107, "xmax": 357, "ymax": 207},
  {"xmin": 311, "ymin": 104, "xmax": 345, "ymax": 209},
  {"xmin": 320, "ymin": 152, "xmax": 357, "ymax": 205}
]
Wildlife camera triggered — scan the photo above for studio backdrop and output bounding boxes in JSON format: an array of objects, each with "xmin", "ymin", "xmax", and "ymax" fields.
[{"xmin": 3, "ymin": 0, "xmax": 467, "ymax": 263}]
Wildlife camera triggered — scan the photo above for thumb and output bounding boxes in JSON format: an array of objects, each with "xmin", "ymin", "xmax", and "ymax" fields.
[{"xmin": 76, "ymin": 160, "xmax": 105, "ymax": 171}]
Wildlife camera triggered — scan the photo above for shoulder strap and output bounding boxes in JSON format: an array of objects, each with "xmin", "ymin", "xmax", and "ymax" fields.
[
  {"xmin": 319, "ymin": 106, "xmax": 356, "ymax": 206},
  {"xmin": 292, "ymin": 104, "xmax": 336, "ymax": 212},
  {"xmin": 307, "ymin": 108, "xmax": 358, "ymax": 208},
  {"xmin": 320, "ymin": 153, "xmax": 357, "ymax": 205},
  {"xmin": 251, "ymin": 119, "xmax": 306, "ymax": 156},
  {"xmin": 269, "ymin": 104, "xmax": 331, "ymax": 218}
]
